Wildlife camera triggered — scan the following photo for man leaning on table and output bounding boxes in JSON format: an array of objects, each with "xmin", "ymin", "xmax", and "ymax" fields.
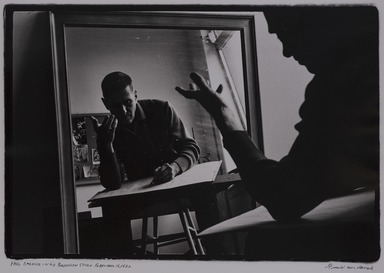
[
  {"xmin": 91, "ymin": 71, "xmax": 200, "ymax": 189},
  {"xmin": 89, "ymin": 71, "xmax": 222, "ymax": 256}
]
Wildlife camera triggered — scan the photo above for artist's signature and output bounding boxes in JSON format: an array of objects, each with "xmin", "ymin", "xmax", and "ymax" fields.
[{"xmin": 325, "ymin": 263, "xmax": 374, "ymax": 270}]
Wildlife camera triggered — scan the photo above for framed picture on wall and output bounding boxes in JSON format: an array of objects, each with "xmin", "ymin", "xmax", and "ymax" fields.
[
  {"xmin": 92, "ymin": 148, "xmax": 100, "ymax": 164},
  {"xmin": 71, "ymin": 114, "xmax": 108, "ymax": 184},
  {"xmin": 73, "ymin": 144, "xmax": 88, "ymax": 163},
  {"xmin": 72, "ymin": 116, "xmax": 87, "ymax": 145},
  {"xmin": 82, "ymin": 164, "xmax": 99, "ymax": 178}
]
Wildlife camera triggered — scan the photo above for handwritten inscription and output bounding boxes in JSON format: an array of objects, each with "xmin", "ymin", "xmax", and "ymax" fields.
[
  {"xmin": 325, "ymin": 263, "xmax": 374, "ymax": 270},
  {"xmin": 10, "ymin": 261, "xmax": 131, "ymax": 269}
]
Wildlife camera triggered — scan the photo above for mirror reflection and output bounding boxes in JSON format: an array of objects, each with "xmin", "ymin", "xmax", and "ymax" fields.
[{"xmin": 65, "ymin": 26, "xmax": 247, "ymax": 255}]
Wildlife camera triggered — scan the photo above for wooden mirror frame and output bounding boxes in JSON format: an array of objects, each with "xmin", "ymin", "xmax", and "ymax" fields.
[{"xmin": 50, "ymin": 10, "xmax": 263, "ymax": 255}]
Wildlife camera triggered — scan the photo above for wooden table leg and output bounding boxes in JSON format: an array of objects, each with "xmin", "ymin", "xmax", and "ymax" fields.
[
  {"xmin": 179, "ymin": 210, "xmax": 197, "ymax": 255},
  {"xmin": 153, "ymin": 216, "xmax": 159, "ymax": 255},
  {"xmin": 185, "ymin": 208, "xmax": 205, "ymax": 255},
  {"xmin": 141, "ymin": 217, "xmax": 148, "ymax": 255}
]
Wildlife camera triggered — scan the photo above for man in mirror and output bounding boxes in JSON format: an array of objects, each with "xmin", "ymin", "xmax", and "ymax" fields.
[
  {"xmin": 89, "ymin": 71, "xmax": 203, "ymax": 255},
  {"xmin": 91, "ymin": 71, "xmax": 200, "ymax": 190},
  {"xmin": 176, "ymin": 7, "xmax": 379, "ymax": 260}
]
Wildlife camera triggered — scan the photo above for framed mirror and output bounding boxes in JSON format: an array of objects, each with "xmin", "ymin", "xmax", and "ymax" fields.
[{"xmin": 50, "ymin": 11, "xmax": 263, "ymax": 255}]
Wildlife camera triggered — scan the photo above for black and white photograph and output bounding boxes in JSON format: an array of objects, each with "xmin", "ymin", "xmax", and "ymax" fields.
[
  {"xmin": 91, "ymin": 149, "xmax": 100, "ymax": 165},
  {"xmin": 2, "ymin": 0, "xmax": 383, "ymax": 272},
  {"xmin": 72, "ymin": 116, "xmax": 88, "ymax": 145},
  {"xmin": 82, "ymin": 164, "xmax": 99, "ymax": 179},
  {"xmin": 73, "ymin": 144, "xmax": 89, "ymax": 163}
]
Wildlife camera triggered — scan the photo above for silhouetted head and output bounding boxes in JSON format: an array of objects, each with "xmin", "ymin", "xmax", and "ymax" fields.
[
  {"xmin": 101, "ymin": 71, "xmax": 138, "ymax": 126},
  {"xmin": 263, "ymin": 7, "xmax": 378, "ymax": 74}
]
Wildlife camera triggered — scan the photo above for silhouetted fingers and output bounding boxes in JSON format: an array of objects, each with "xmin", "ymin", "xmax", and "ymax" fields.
[
  {"xmin": 89, "ymin": 116, "xmax": 100, "ymax": 131},
  {"xmin": 111, "ymin": 118, "xmax": 118, "ymax": 131},
  {"xmin": 175, "ymin": 86, "xmax": 197, "ymax": 99},
  {"xmin": 101, "ymin": 116, "xmax": 109, "ymax": 127},
  {"xmin": 105, "ymin": 115, "xmax": 116, "ymax": 130},
  {"xmin": 190, "ymin": 72, "xmax": 211, "ymax": 90}
]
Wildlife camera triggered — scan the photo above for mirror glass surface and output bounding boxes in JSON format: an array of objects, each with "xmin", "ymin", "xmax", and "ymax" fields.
[
  {"xmin": 65, "ymin": 26, "xmax": 246, "ymax": 185},
  {"xmin": 64, "ymin": 26, "xmax": 247, "ymax": 253}
]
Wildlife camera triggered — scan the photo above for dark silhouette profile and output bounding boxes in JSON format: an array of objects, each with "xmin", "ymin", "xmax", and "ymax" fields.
[{"xmin": 176, "ymin": 6, "xmax": 379, "ymax": 261}]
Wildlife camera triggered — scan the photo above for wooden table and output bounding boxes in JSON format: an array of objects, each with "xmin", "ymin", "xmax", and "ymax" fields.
[{"xmin": 88, "ymin": 161, "xmax": 222, "ymax": 257}]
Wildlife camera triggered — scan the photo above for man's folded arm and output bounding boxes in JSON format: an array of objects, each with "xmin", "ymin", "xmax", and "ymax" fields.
[{"xmin": 98, "ymin": 149, "xmax": 124, "ymax": 190}]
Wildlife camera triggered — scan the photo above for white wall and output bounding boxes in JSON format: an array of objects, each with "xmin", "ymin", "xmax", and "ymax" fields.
[
  {"xmin": 66, "ymin": 27, "xmax": 206, "ymax": 129},
  {"xmin": 255, "ymin": 13, "xmax": 313, "ymax": 160}
]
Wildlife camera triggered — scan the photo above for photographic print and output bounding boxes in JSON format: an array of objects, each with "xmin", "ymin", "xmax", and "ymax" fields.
[
  {"xmin": 4, "ymin": 3, "xmax": 381, "ymax": 273},
  {"xmin": 72, "ymin": 116, "xmax": 88, "ymax": 145},
  {"xmin": 83, "ymin": 164, "xmax": 99, "ymax": 178},
  {"xmin": 73, "ymin": 144, "xmax": 89, "ymax": 163},
  {"xmin": 91, "ymin": 148, "xmax": 100, "ymax": 164}
]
